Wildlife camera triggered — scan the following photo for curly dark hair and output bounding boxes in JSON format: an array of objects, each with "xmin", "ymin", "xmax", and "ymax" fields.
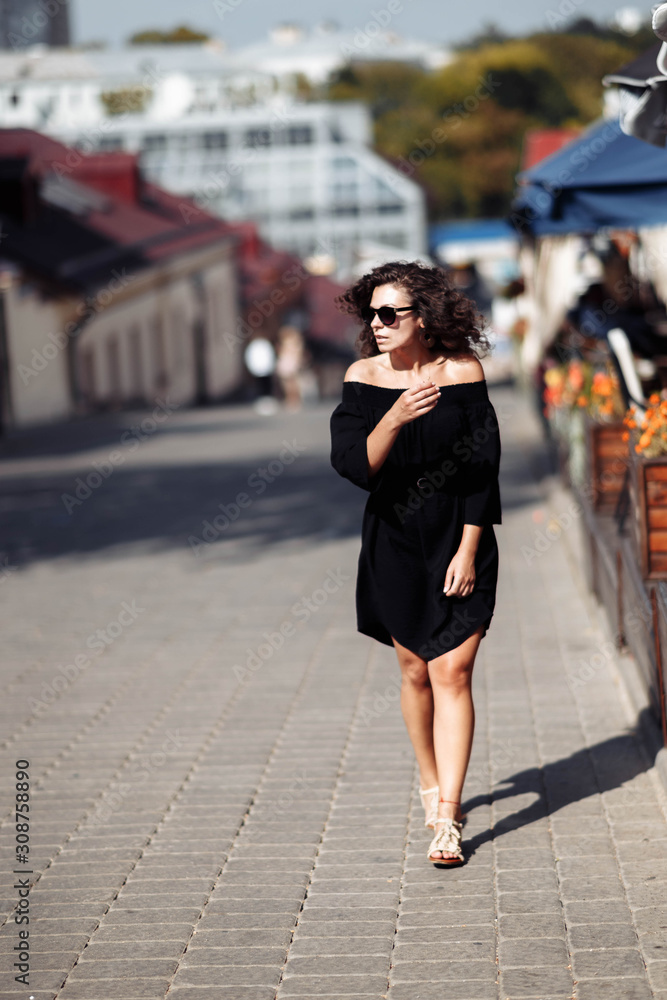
[{"xmin": 336, "ymin": 260, "xmax": 491, "ymax": 360}]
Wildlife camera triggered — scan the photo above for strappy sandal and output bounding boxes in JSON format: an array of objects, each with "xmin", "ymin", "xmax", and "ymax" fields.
[
  {"xmin": 418, "ymin": 785, "xmax": 439, "ymax": 829},
  {"xmin": 427, "ymin": 813, "xmax": 465, "ymax": 867}
]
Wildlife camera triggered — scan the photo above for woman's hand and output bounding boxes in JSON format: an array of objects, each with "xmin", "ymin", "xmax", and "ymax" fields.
[
  {"xmin": 443, "ymin": 550, "xmax": 476, "ymax": 598},
  {"xmin": 389, "ymin": 381, "xmax": 441, "ymax": 428}
]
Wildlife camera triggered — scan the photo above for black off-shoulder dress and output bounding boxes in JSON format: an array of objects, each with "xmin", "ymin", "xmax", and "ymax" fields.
[{"xmin": 330, "ymin": 379, "xmax": 502, "ymax": 659}]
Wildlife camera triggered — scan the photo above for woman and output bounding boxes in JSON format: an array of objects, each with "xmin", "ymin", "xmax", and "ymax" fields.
[{"xmin": 330, "ymin": 261, "xmax": 502, "ymax": 866}]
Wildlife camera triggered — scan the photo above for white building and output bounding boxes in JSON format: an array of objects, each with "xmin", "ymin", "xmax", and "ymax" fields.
[
  {"xmin": 229, "ymin": 22, "xmax": 451, "ymax": 85},
  {"xmin": 0, "ymin": 43, "xmax": 428, "ymax": 273}
]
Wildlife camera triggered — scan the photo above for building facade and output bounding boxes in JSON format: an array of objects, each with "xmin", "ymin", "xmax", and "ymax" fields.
[
  {"xmin": 0, "ymin": 131, "xmax": 249, "ymax": 428},
  {"xmin": 0, "ymin": 45, "xmax": 427, "ymax": 274}
]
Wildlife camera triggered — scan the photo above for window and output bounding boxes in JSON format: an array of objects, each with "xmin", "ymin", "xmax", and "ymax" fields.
[
  {"xmin": 332, "ymin": 156, "xmax": 356, "ymax": 171},
  {"xmin": 151, "ymin": 318, "xmax": 168, "ymax": 396},
  {"xmin": 106, "ymin": 335, "xmax": 122, "ymax": 404},
  {"xmin": 377, "ymin": 203, "xmax": 404, "ymax": 214},
  {"xmin": 98, "ymin": 136, "xmax": 124, "ymax": 152},
  {"xmin": 78, "ymin": 348, "xmax": 96, "ymax": 406},
  {"xmin": 289, "ymin": 208, "xmax": 314, "ymax": 221},
  {"xmin": 331, "ymin": 205, "xmax": 359, "ymax": 217},
  {"xmin": 287, "ymin": 126, "xmax": 313, "ymax": 145},
  {"xmin": 244, "ymin": 128, "xmax": 272, "ymax": 148},
  {"xmin": 142, "ymin": 134, "xmax": 167, "ymax": 151},
  {"xmin": 203, "ymin": 131, "xmax": 228, "ymax": 149},
  {"xmin": 128, "ymin": 326, "xmax": 144, "ymax": 401}
]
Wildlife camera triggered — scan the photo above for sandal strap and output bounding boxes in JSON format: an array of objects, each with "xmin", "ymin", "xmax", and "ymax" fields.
[
  {"xmin": 419, "ymin": 786, "xmax": 439, "ymax": 796},
  {"xmin": 428, "ymin": 818, "xmax": 464, "ymax": 860}
]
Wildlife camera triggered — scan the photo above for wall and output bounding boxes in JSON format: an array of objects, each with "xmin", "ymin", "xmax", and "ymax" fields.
[{"xmin": 4, "ymin": 279, "xmax": 73, "ymax": 426}]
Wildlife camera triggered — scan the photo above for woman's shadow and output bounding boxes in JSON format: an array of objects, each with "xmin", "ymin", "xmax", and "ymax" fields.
[{"xmin": 462, "ymin": 715, "xmax": 657, "ymax": 855}]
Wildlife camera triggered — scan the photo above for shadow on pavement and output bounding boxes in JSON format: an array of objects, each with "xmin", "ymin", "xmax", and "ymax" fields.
[
  {"xmin": 462, "ymin": 722, "xmax": 654, "ymax": 857},
  {"xmin": 0, "ymin": 387, "xmax": 556, "ymax": 569}
]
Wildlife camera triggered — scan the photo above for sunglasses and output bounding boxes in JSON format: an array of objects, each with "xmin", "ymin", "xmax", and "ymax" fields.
[{"xmin": 361, "ymin": 305, "xmax": 414, "ymax": 326}]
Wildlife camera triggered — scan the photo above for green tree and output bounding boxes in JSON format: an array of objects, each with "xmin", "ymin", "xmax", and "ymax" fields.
[
  {"xmin": 325, "ymin": 27, "xmax": 654, "ymax": 220},
  {"xmin": 129, "ymin": 25, "xmax": 211, "ymax": 44},
  {"xmin": 100, "ymin": 86, "xmax": 152, "ymax": 115},
  {"xmin": 328, "ymin": 62, "xmax": 425, "ymax": 119}
]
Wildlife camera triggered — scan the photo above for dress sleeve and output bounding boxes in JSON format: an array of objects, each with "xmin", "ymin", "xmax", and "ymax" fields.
[
  {"xmin": 330, "ymin": 388, "xmax": 382, "ymax": 493},
  {"xmin": 459, "ymin": 396, "xmax": 502, "ymax": 526}
]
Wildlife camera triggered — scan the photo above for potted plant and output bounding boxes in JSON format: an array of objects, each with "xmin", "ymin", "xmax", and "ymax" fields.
[
  {"xmin": 585, "ymin": 368, "xmax": 628, "ymax": 512},
  {"xmin": 543, "ymin": 359, "xmax": 591, "ymax": 489}
]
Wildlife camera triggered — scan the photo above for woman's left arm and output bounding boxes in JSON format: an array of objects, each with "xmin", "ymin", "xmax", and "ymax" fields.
[
  {"xmin": 443, "ymin": 392, "xmax": 502, "ymax": 597},
  {"xmin": 444, "ymin": 525, "xmax": 482, "ymax": 597}
]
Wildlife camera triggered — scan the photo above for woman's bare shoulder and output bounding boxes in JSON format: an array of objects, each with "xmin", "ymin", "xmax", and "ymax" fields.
[
  {"xmin": 343, "ymin": 357, "xmax": 380, "ymax": 383},
  {"xmin": 443, "ymin": 354, "xmax": 485, "ymax": 384}
]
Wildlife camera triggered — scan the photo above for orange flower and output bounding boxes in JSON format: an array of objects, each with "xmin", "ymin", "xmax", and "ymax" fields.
[{"xmin": 568, "ymin": 362, "xmax": 585, "ymax": 392}]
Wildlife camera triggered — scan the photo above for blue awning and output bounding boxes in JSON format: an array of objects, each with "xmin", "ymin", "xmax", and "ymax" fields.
[{"xmin": 511, "ymin": 118, "xmax": 667, "ymax": 235}]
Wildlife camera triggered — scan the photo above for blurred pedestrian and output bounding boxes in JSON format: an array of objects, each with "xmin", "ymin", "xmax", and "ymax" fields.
[
  {"xmin": 244, "ymin": 337, "xmax": 277, "ymax": 414},
  {"xmin": 276, "ymin": 325, "xmax": 306, "ymax": 411},
  {"xmin": 330, "ymin": 261, "xmax": 502, "ymax": 866}
]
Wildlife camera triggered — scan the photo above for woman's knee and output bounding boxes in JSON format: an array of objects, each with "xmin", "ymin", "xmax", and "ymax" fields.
[
  {"xmin": 399, "ymin": 655, "xmax": 430, "ymax": 687},
  {"xmin": 429, "ymin": 657, "xmax": 473, "ymax": 693}
]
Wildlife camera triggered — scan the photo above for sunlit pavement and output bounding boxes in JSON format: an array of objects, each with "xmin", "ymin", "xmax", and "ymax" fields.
[{"xmin": 1, "ymin": 383, "xmax": 666, "ymax": 1000}]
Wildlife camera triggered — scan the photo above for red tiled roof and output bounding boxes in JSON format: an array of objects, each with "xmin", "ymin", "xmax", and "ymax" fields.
[
  {"xmin": 0, "ymin": 128, "xmax": 300, "ymax": 298},
  {"xmin": 521, "ymin": 129, "xmax": 581, "ymax": 171}
]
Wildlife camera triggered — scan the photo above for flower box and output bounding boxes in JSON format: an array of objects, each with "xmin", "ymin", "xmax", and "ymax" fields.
[
  {"xmin": 629, "ymin": 450, "xmax": 667, "ymax": 580},
  {"xmin": 585, "ymin": 419, "xmax": 628, "ymax": 512}
]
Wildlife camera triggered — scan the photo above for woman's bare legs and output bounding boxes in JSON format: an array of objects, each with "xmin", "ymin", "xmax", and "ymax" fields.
[
  {"xmin": 391, "ymin": 637, "xmax": 438, "ymax": 793},
  {"xmin": 427, "ymin": 626, "xmax": 485, "ymax": 859},
  {"xmin": 391, "ymin": 628, "xmax": 485, "ymax": 857}
]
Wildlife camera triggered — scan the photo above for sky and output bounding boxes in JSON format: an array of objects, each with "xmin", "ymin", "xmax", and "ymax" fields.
[{"xmin": 71, "ymin": 0, "xmax": 644, "ymax": 49}]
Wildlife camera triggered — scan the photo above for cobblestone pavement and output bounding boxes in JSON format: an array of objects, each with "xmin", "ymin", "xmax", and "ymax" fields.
[{"xmin": 1, "ymin": 382, "xmax": 667, "ymax": 1000}]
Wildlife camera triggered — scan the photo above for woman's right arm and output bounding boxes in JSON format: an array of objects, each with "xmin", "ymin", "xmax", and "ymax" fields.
[{"xmin": 366, "ymin": 382, "xmax": 441, "ymax": 478}]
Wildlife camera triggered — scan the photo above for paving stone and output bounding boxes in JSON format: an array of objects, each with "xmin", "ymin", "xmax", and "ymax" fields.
[
  {"xmin": 397, "ymin": 908, "xmax": 493, "ymax": 928},
  {"xmin": 647, "ymin": 961, "xmax": 667, "ymax": 989},
  {"xmin": 564, "ymin": 900, "xmax": 635, "ymax": 924},
  {"xmin": 385, "ymin": 984, "xmax": 497, "ymax": 1000},
  {"xmin": 288, "ymin": 936, "xmax": 392, "ymax": 957},
  {"xmin": 496, "ymin": 891, "xmax": 563, "ymax": 915},
  {"xmin": 499, "ymin": 966, "xmax": 574, "ymax": 995},
  {"xmin": 496, "ymin": 869, "xmax": 558, "ymax": 892},
  {"xmin": 276, "ymin": 974, "xmax": 389, "ymax": 994},
  {"xmin": 497, "ymin": 914, "xmax": 565, "ymax": 939},
  {"xmin": 559, "ymin": 874, "xmax": 625, "ymax": 901},
  {"xmin": 171, "ymin": 964, "xmax": 283, "ymax": 987},
  {"xmin": 574, "ymin": 979, "xmax": 654, "ymax": 1000},
  {"xmin": 66, "ymin": 957, "xmax": 180, "ymax": 979},
  {"xmin": 292, "ymin": 919, "xmax": 397, "ymax": 938},
  {"xmin": 498, "ymin": 936, "xmax": 568, "ymax": 967},
  {"xmin": 569, "ymin": 922, "xmax": 639, "ymax": 949},
  {"xmin": 389, "ymin": 958, "xmax": 496, "ymax": 982},
  {"xmin": 396, "ymin": 925, "xmax": 496, "ymax": 945},
  {"xmin": 188, "ymin": 929, "xmax": 293, "ymax": 949},
  {"xmin": 282, "ymin": 955, "xmax": 388, "ymax": 977},
  {"xmin": 572, "ymin": 947, "xmax": 646, "ymax": 978},
  {"xmin": 169, "ymin": 990, "xmax": 277, "ymax": 1000},
  {"xmin": 58, "ymin": 979, "xmax": 173, "ymax": 999},
  {"xmin": 638, "ymin": 931, "xmax": 667, "ymax": 960},
  {"xmin": 180, "ymin": 946, "xmax": 288, "ymax": 966}
]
